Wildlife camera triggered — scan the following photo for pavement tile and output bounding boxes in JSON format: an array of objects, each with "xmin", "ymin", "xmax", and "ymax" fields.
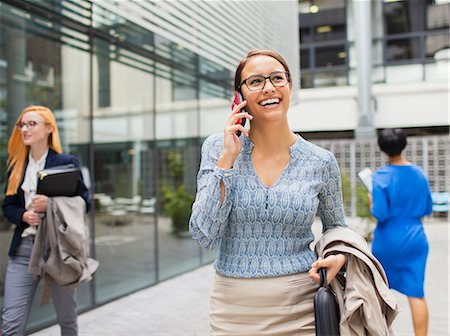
[{"xmin": 31, "ymin": 217, "xmax": 449, "ymax": 336}]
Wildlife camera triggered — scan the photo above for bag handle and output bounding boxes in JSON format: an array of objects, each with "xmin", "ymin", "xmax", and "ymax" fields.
[{"xmin": 319, "ymin": 268, "xmax": 327, "ymax": 288}]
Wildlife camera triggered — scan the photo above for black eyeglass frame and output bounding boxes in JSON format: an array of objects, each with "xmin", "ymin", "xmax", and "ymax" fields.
[{"xmin": 239, "ymin": 71, "xmax": 291, "ymax": 91}]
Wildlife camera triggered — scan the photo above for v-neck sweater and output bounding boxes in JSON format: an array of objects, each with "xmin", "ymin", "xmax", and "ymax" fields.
[{"xmin": 189, "ymin": 133, "xmax": 347, "ymax": 278}]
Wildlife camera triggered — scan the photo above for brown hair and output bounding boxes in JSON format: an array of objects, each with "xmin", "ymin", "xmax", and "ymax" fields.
[
  {"xmin": 6, "ymin": 105, "xmax": 62, "ymax": 196},
  {"xmin": 234, "ymin": 48, "xmax": 292, "ymax": 91}
]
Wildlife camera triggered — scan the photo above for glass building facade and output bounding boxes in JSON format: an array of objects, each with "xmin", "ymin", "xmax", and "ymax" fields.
[
  {"xmin": 0, "ymin": 0, "xmax": 299, "ymax": 332},
  {"xmin": 299, "ymin": 0, "xmax": 449, "ymax": 88}
]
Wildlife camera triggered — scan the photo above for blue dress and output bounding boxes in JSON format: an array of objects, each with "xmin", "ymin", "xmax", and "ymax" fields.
[{"xmin": 371, "ymin": 164, "xmax": 432, "ymax": 298}]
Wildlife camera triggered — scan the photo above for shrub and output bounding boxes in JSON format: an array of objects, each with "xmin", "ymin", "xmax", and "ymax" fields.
[{"xmin": 161, "ymin": 184, "xmax": 195, "ymax": 234}]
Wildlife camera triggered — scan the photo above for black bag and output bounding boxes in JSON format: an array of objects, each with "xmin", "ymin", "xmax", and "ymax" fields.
[{"xmin": 314, "ymin": 268, "xmax": 340, "ymax": 336}]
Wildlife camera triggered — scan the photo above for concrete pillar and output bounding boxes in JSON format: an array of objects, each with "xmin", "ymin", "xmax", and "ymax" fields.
[
  {"xmin": 6, "ymin": 22, "xmax": 27, "ymax": 131},
  {"xmin": 353, "ymin": 0, "xmax": 376, "ymax": 139}
]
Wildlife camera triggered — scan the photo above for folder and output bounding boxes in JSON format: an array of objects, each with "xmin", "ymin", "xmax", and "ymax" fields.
[
  {"xmin": 357, "ymin": 167, "xmax": 373, "ymax": 193},
  {"xmin": 37, "ymin": 164, "xmax": 81, "ymax": 197}
]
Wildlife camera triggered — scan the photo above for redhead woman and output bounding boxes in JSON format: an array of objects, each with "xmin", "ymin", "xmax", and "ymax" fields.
[
  {"xmin": 189, "ymin": 49, "xmax": 347, "ymax": 335},
  {"xmin": 1, "ymin": 106, "xmax": 90, "ymax": 336}
]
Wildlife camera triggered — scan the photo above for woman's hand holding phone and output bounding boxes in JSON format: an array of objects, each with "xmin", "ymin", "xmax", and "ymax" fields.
[
  {"xmin": 218, "ymin": 92, "xmax": 252, "ymax": 169},
  {"xmin": 232, "ymin": 91, "xmax": 248, "ymax": 137}
]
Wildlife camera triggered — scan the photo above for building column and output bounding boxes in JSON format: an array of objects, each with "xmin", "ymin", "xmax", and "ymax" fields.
[
  {"xmin": 6, "ymin": 23, "xmax": 27, "ymax": 131},
  {"xmin": 353, "ymin": 0, "xmax": 376, "ymax": 139}
]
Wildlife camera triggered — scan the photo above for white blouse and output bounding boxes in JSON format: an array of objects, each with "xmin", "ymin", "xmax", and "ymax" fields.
[{"xmin": 21, "ymin": 149, "xmax": 48, "ymax": 237}]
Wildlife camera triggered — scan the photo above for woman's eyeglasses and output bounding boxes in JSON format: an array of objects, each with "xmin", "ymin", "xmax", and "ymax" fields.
[
  {"xmin": 240, "ymin": 71, "xmax": 290, "ymax": 91},
  {"xmin": 16, "ymin": 120, "xmax": 45, "ymax": 130}
]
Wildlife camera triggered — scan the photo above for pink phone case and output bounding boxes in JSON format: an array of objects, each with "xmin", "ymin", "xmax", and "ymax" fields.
[{"xmin": 232, "ymin": 91, "xmax": 246, "ymax": 136}]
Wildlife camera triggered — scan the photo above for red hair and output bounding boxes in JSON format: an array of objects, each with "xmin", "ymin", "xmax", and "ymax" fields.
[{"xmin": 6, "ymin": 106, "xmax": 62, "ymax": 196}]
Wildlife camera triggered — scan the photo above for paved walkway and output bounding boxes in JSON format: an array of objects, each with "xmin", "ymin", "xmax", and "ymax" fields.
[{"xmin": 31, "ymin": 218, "xmax": 449, "ymax": 336}]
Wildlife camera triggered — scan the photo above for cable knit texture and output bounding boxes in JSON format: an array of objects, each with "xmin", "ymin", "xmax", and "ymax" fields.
[{"xmin": 189, "ymin": 133, "xmax": 347, "ymax": 278}]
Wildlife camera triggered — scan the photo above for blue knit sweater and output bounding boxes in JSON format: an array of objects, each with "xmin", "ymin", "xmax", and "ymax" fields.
[{"xmin": 189, "ymin": 134, "xmax": 347, "ymax": 278}]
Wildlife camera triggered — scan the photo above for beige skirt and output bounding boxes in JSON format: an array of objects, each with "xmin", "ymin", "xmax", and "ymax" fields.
[{"xmin": 210, "ymin": 271, "xmax": 319, "ymax": 336}]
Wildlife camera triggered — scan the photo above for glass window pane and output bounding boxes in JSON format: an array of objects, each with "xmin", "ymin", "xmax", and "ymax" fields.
[
  {"xmin": 312, "ymin": 10, "xmax": 346, "ymax": 42},
  {"xmin": 28, "ymin": 0, "xmax": 92, "ymax": 26},
  {"xmin": 155, "ymin": 39, "xmax": 204, "ymax": 281},
  {"xmin": 300, "ymin": 6, "xmax": 346, "ymax": 42},
  {"xmin": 384, "ymin": 1, "xmax": 426, "ymax": 34},
  {"xmin": 300, "ymin": 27, "xmax": 312, "ymax": 43},
  {"xmin": 92, "ymin": 2, "xmax": 155, "ymax": 52},
  {"xmin": 301, "ymin": 49, "xmax": 310, "ymax": 68},
  {"xmin": 198, "ymin": 56, "xmax": 232, "ymax": 136},
  {"xmin": 198, "ymin": 75, "xmax": 230, "ymax": 264},
  {"xmin": 427, "ymin": 2, "xmax": 449, "ymax": 31},
  {"xmin": 315, "ymin": 45, "xmax": 347, "ymax": 67},
  {"xmin": 426, "ymin": 34, "xmax": 449, "ymax": 58},
  {"xmin": 312, "ymin": 69, "xmax": 348, "ymax": 87},
  {"xmin": 92, "ymin": 37, "xmax": 157, "ymax": 303},
  {"xmin": 299, "ymin": 0, "xmax": 348, "ymax": 88},
  {"xmin": 0, "ymin": 2, "xmax": 92, "ymax": 330},
  {"xmin": 299, "ymin": 0, "xmax": 346, "ymax": 13},
  {"xmin": 386, "ymin": 37, "xmax": 422, "ymax": 61},
  {"xmin": 155, "ymin": 143, "xmax": 202, "ymax": 280},
  {"xmin": 301, "ymin": 72, "xmax": 314, "ymax": 88}
]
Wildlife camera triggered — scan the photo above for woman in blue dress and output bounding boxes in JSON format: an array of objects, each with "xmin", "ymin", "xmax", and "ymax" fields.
[{"xmin": 369, "ymin": 128, "xmax": 432, "ymax": 336}]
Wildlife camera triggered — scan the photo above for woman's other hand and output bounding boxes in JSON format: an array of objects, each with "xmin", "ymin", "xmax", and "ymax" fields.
[
  {"xmin": 309, "ymin": 254, "xmax": 346, "ymax": 284},
  {"xmin": 22, "ymin": 210, "xmax": 41, "ymax": 226},
  {"xmin": 367, "ymin": 192, "xmax": 373, "ymax": 209},
  {"xmin": 31, "ymin": 194, "xmax": 48, "ymax": 213}
]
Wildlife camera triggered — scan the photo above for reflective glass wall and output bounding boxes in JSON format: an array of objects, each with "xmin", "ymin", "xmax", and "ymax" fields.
[
  {"xmin": 0, "ymin": 2, "xmax": 93, "ymax": 329},
  {"xmin": 299, "ymin": 0, "xmax": 349, "ymax": 88},
  {"xmin": 0, "ymin": 0, "xmax": 232, "ymax": 331},
  {"xmin": 299, "ymin": 0, "xmax": 450, "ymax": 88}
]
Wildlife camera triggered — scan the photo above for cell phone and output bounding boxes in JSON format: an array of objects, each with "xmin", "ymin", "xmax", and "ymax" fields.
[{"xmin": 232, "ymin": 91, "xmax": 247, "ymax": 136}]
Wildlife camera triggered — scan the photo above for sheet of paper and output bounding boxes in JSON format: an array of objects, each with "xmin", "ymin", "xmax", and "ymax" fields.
[{"xmin": 357, "ymin": 167, "xmax": 373, "ymax": 192}]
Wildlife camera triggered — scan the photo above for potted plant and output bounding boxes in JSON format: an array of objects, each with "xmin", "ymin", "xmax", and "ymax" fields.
[
  {"xmin": 341, "ymin": 171, "xmax": 375, "ymax": 241},
  {"xmin": 160, "ymin": 151, "xmax": 195, "ymax": 236},
  {"xmin": 162, "ymin": 184, "xmax": 195, "ymax": 235}
]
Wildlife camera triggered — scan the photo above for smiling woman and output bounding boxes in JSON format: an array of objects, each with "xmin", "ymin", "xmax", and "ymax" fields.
[
  {"xmin": 2, "ymin": 105, "xmax": 91, "ymax": 335},
  {"xmin": 189, "ymin": 48, "xmax": 349, "ymax": 335}
]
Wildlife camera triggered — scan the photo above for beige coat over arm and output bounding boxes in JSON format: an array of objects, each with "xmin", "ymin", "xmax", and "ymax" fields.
[{"xmin": 315, "ymin": 227, "xmax": 401, "ymax": 336}]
